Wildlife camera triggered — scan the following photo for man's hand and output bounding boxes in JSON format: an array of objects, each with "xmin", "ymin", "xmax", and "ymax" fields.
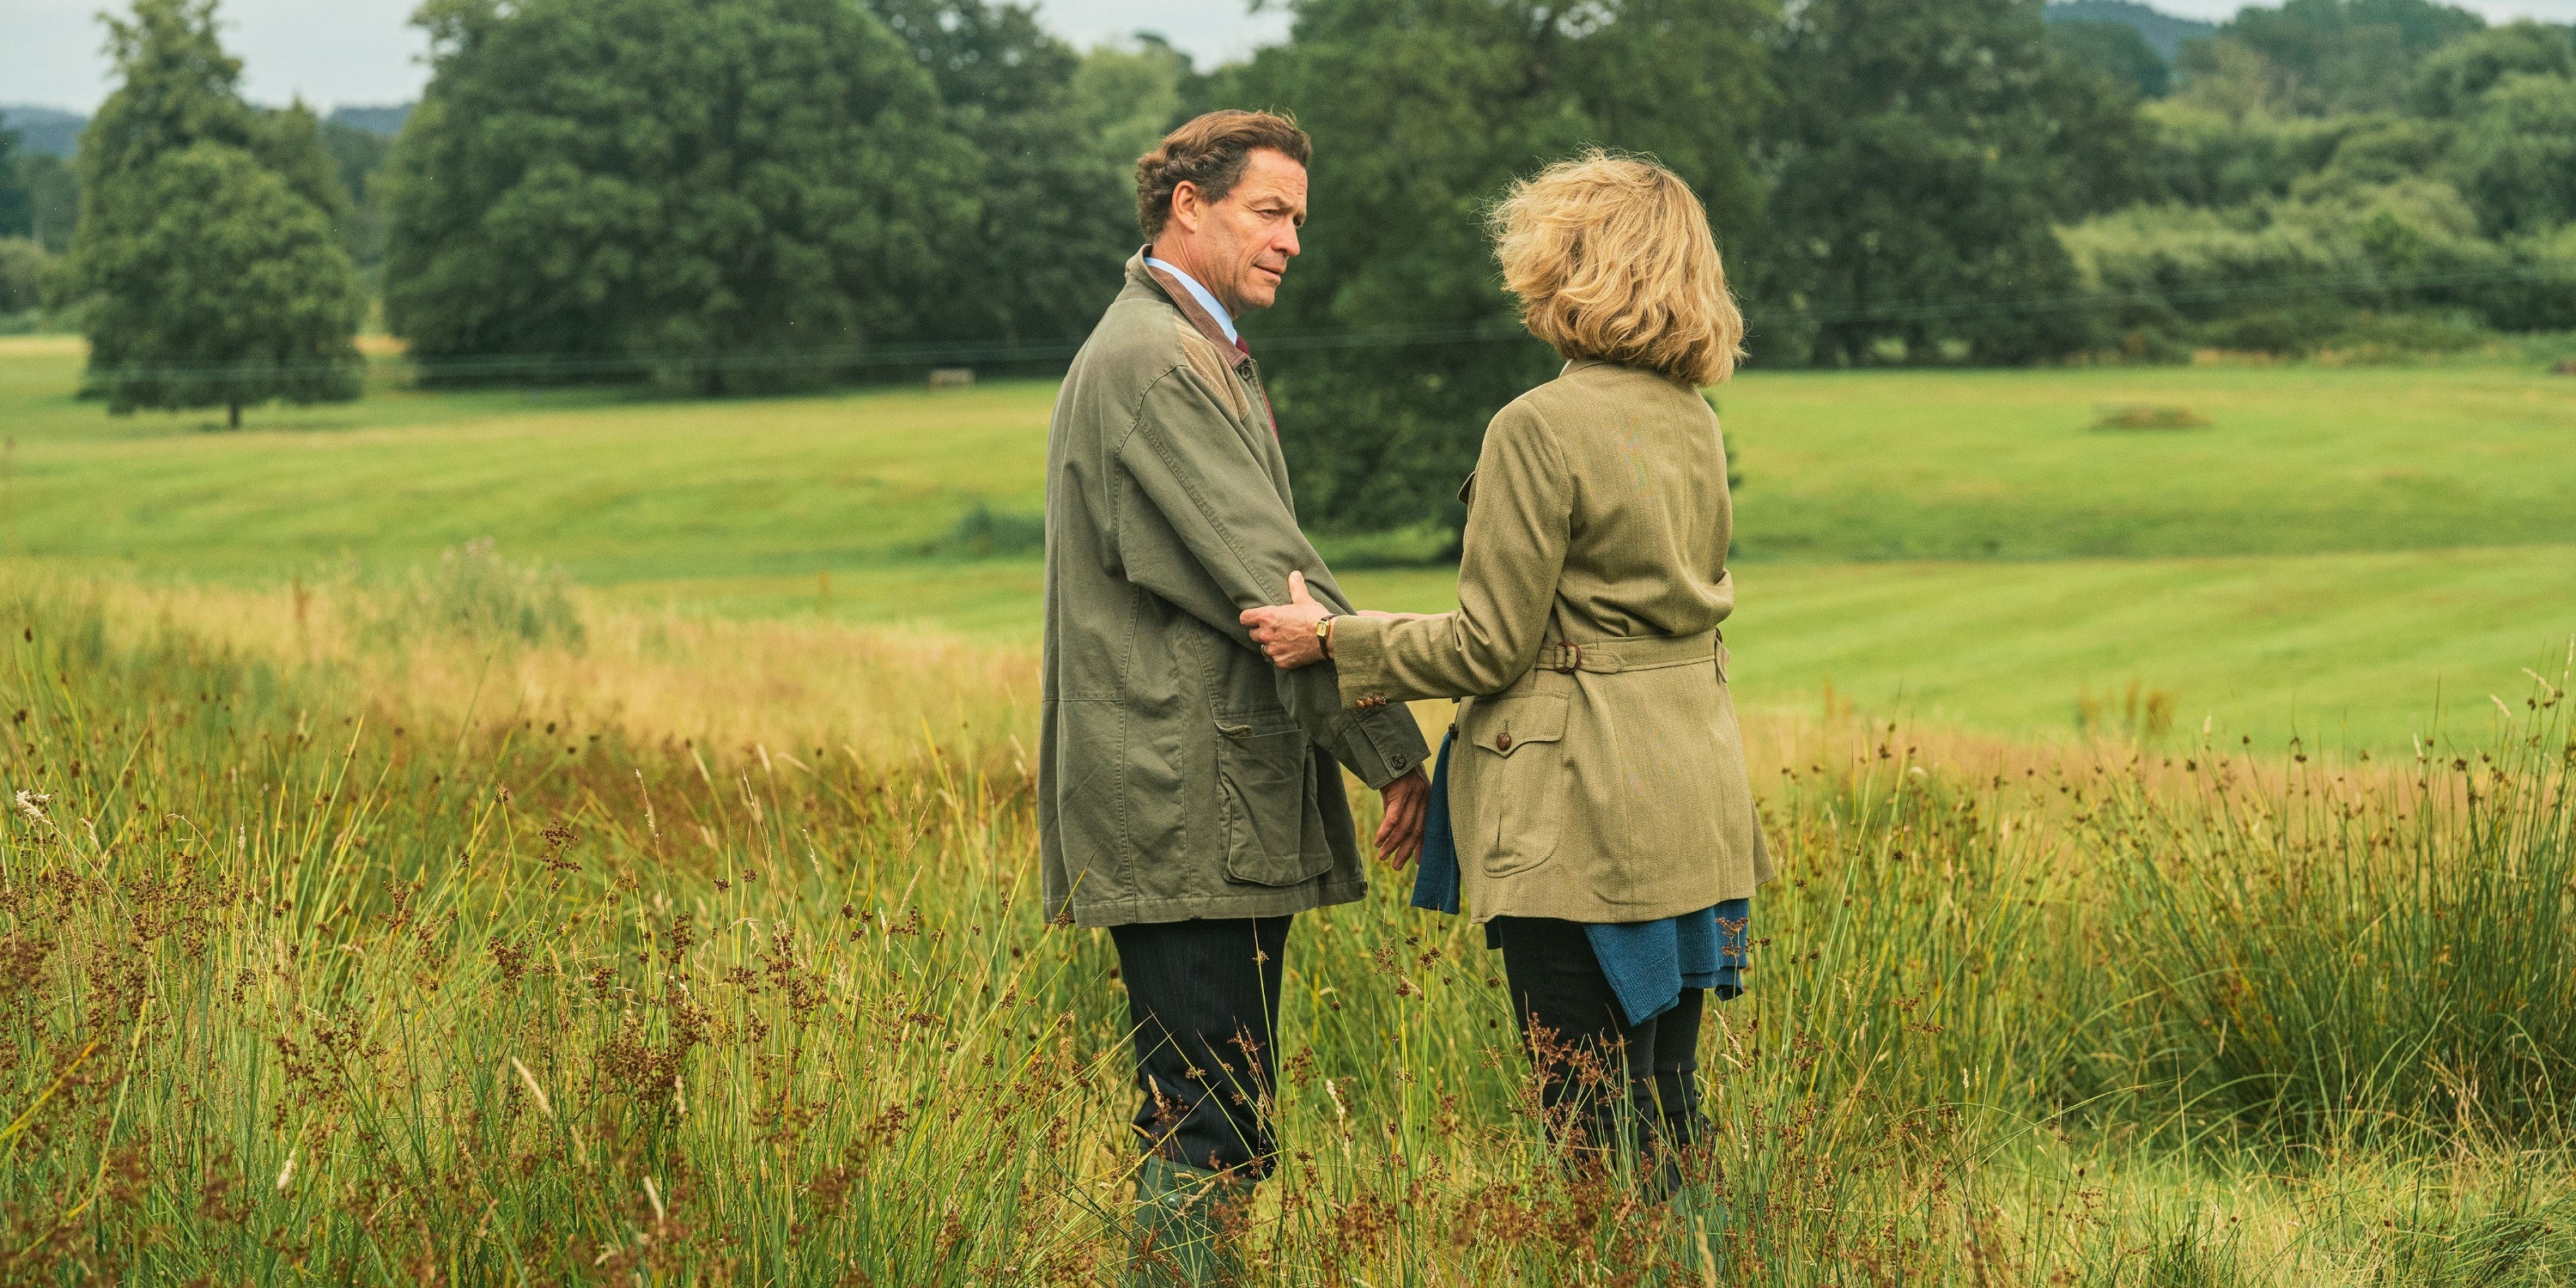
[
  {"xmin": 1375, "ymin": 769, "xmax": 1429, "ymax": 869},
  {"xmin": 1241, "ymin": 570, "xmax": 1333, "ymax": 669}
]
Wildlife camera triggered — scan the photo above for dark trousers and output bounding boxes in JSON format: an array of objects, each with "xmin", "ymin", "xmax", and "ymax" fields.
[
  {"xmin": 1109, "ymin": 915, "xmax": 1292, "ymax": 1179},
  {"xmin": 1492, "ymin": 915, "xmax": 1705, "ymax": 1165}
]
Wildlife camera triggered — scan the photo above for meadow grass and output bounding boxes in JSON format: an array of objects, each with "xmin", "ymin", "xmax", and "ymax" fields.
[
  {"xmin": 9, "ymin": 350, "xmax": 2576, "ymax": 575},
  {"xmin": 3, "ymin": 344, "xmax": 2572, "ymax": 748},
  {"xmin": 4, "ymin": 566, "xmax": 2573, "ymax": 1285},
  {"xmin": 5, "ymin": 344, "xmax": 2573, "ymax": 1280}
]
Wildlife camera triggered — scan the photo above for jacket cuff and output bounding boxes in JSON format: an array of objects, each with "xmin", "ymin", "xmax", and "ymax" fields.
[
  {"xmin": 1327, "ymin": 614, "xmax": 1399, "ymax": 711},
  {"xmin": 1343, "ymin": 703, "xmax": 1429, "ymax": 788}
]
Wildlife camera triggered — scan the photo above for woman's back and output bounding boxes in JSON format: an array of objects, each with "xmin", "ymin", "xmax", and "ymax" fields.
[
  {"xmin": 1323, "ymin": 355, "xmax": 1771, "ymax": 923},
  {"xmin": 1236, "ymin": 149, "xmax": 1773, "ymax": 1170},
  {"xmin": 1518, "ymin": 358, "xmax": 1735, "ymax": 645}
]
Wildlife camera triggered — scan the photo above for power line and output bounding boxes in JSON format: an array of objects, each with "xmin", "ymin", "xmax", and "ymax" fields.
[
  {"xmin": 1794, "ymin": 263, "xmax": 2568, "ymax": 325},
  {"xmin": 15, "ymin": 260, "xmax": 2568, "ymax": 385}
]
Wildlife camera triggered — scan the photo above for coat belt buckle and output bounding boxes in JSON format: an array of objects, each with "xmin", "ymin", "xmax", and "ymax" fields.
[{"xmin": 1551, "ymin": 642, "xmax": 1582, "ymax": 674}]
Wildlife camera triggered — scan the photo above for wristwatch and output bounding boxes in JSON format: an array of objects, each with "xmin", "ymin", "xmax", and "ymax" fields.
[{"xmin": 1315, "ymin": 614, "xmax": 1337, "ymax": 657}]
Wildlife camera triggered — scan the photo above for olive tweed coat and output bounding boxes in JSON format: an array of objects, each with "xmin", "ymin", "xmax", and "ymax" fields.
[
  {"xmin": 1038, "ymin": 252, "xmax": 1431, "ymax": 928},
  {"xmin": 1327, "ymin": 359, "xmax": 1775, "ymax": 924}
]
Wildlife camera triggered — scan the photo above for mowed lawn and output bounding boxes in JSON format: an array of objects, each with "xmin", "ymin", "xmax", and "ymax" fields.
[{"xmin": 5, "ymin": 337, "xmax": 2572, "ymax": 748}]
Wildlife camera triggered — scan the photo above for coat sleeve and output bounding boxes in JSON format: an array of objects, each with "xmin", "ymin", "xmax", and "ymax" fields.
[
  {"xmin": 1327, "ymin": 400, "xmax": 1570, "ymax": 706},
  {"xmin": 1109, "ymin": 362, "xmax": 1430, "ymax": 789}
]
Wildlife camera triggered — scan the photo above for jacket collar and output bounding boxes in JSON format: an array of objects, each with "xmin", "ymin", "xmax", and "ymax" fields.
[{"xmin": 1128, "ymin": 248, "xmax": 1242, "ymax": 355}]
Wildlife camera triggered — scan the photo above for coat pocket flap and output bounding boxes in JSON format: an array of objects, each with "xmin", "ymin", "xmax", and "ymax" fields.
[{"xmin": 1463, "ymin": 694, "xmax": 1567, "ymax": 756}]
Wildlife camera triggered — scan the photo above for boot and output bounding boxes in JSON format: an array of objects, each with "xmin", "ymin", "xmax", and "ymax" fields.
[{"xmin": 1128, "ymin": 1155, "xmax": 1249, "ymax": 1286}]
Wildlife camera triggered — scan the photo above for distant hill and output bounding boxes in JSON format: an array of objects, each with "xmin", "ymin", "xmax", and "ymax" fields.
[
  {"xmin": 0, "ymin": 103, "xmax": 412, "ymax": 160},
  {"xmin": 326, "ymin": 104, "xmax": 412, "ymax": 139},
  {"xmin": 2044, "ymin": 0, "xmax": 2219, "ymax": 61},
  {"xmin": 0, "ymin": 106, "xmax": 88, "ymax": 159}
]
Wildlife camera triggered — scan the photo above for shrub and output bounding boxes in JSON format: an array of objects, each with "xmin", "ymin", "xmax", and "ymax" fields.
[
  {"xmin": 924, "ymin": 501, "xmax": 1043, "ymax": 559},
  {"xmin": 2060, "ymin": 178, "xmax": 2529, "ymax": 355},
  {"xmin": 0, "ymin": 236, "xmax": 46, "ymax": 313},
  {"xmin": 348, "ymin": 538, "xmax": 586, "ymax": 648},
  {"xmin": 2087, "ymin": 672, "xmax": 2576, "ymax": 1144},
  {"xmin": 2091, "ymin": 404, "xmax": 2211, "ymax": 430}
]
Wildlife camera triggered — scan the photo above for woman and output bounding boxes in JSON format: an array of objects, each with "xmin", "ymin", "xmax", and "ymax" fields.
[{"xmin": 1242, "ymin": 151, "xmax": 1772, "ymax": 1174}]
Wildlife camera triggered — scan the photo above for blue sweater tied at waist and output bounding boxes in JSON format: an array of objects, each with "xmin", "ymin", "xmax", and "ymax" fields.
[{"xmin": 1412, "ymin": 726, "xmax": 1750, "ymax": 1026}]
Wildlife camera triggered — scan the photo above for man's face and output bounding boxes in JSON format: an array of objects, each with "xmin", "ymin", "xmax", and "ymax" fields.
[{"xmin": 1170, "ymin": 149, "xmax": 1307, "ymax": 314}]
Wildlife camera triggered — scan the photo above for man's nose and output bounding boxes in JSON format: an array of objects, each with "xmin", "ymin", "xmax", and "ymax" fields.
[{"xmin": 1279, "ymin": 224, "xmax": 1300, "ymax": 258}]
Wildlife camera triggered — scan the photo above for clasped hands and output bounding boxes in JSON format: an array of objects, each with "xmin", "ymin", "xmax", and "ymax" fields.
[{"xmin": 1240, "ymin": 571, "xmax": 1427, "ymax": 868}]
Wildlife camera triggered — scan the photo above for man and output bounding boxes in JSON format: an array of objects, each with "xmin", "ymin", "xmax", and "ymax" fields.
[{"xmin": 1039, "ymin": 110, "xmax": 1431, "ymax": 1279}]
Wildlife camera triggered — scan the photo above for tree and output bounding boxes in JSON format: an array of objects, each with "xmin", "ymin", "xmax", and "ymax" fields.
[
  {"xmin": 2174, "ymin": 38, "xmax": 2290, "ymax": 122},
  {"xmin": 383, "ymin": 0, "xmax": 977, "ymax": 391},
  {"xmin": 9, "ymin": 152, "xmax": 81, "ymax": 252},
  {"xmin": 868, "ymin": 0, "xmax": 1136, "ymax": 350},
  {"xmin": 252, "ymin": 101, "xmax": 354, "ymax": 234},
  {"xmin": 74, "ymin": 143, "xmax": 364, "ymax": 425},
  {"xmin": 2447, "ymin": 72, "xmax": 2576, "ymax": 237},
  {"xmin": 2217, "ymin": 0, "xmax": 2484, "ymax": 114},
  {"xmin": 1761, "ymin": 0, "xmax": 2151, "ymax": 366},
  {"xmin": 2408, "ymin": 21, "xmax": 2576, "ymax": 117},
  {"xmin": 67, "ymin": 0, "xmax": 363, "ymax": 427},
  {"xmin": 1217, "ymin": 0, "xmax": 1777, "ymax": 539},
  {"xmin": 1071, "ymin": 35, "xmax": 1197, "ymax": 181},
  {"xmin": 0, "ymin": 125, "xmax": 27, "ymax": 240},
  {"xmin": 318, "ymin": 116, "xmax": 394, "ymax": 267},
  {"xmin": 2049, "ymin": 18, "xmax": 2172, "ymax": 99},
  {"xmin": 0, "ymin": 238, "xmax": 47, "ymax": 314}
]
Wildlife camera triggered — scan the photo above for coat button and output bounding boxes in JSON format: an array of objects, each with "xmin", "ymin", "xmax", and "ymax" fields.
[
  {"xmin": 1496, "ymin": 732, "xmax": 1513, "ymax": 751},
  {"xmin": 1392, "ymin": 753, "xmax": 1409, "ymax": 770}
]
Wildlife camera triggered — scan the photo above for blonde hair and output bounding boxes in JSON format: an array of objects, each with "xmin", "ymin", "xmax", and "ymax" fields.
[{"xmin": 1490, "ymin": 150, "xmax": 1746, "ymax": 386}]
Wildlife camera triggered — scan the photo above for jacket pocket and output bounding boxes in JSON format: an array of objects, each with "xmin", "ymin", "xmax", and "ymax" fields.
[
  {"xmin": 1459, "ymin": 693, "xmax": 1568, "ymax": 878},
  {"xmin": 1215, "ymin": 719, "xmax": 1328, "ymax": 887}
]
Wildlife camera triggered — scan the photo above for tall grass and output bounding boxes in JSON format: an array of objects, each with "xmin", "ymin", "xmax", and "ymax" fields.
[
  {"xmin": 2090, "ymin": 675, "xmax": 2576, "ymax": 1145},
  {"xmin": 3, "ymin": 568, "xmax": 2573, "ymax": 1284}
]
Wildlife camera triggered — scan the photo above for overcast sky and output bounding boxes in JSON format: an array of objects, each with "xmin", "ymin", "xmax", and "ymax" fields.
[{"xmin": 3, "ymin": 0, "xmax": 2570, "ymax": 114}]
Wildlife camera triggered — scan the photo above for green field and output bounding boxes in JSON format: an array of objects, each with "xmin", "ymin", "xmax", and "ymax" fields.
[
  {"xmin": 10, "ymin": 340, "xmax": 2576, "ymax": 1283},
  {"xmin": 4, "ymin": 339, "xmax": 2571, "ymax": 748}
]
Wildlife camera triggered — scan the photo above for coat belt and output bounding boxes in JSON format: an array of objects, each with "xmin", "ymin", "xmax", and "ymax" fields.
[{"xmin": 1540, "ymin": 629, "xmax": 1720, "ymax": 675}]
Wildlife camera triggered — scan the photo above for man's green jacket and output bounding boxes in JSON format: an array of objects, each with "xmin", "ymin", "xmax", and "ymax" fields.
[{"xmin": 1040, "ymin": 252, "xmax": 1430, "ymax": 927}]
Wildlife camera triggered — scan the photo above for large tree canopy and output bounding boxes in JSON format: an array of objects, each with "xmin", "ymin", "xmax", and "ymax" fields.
[
  {"xmin": 2408, "ymin": 20, "xmax": 2576, "ymax": 117},
  {"xmin": 1759, "ymin": 0, "xmax": 2151, "ymax": 366},
  {"xmin": 69, "ymin": 0, "xmax": 362, "ymax": 426},
  {"xmin": 869, "ymin": 1, "xmax": 1137, "ymax": 351},
  {"xmin": 77, "ymin": 142, "xmax": 365, "ymax": 423},
  {"xmin": 382, "ymin": 0, "xmax": 979, "ymax": 390}
]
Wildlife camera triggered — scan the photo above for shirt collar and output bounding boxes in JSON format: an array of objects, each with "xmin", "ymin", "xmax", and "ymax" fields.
[{"xmin": 1144, "ymin": 256, "xmax": 1238, "ymax": 345}]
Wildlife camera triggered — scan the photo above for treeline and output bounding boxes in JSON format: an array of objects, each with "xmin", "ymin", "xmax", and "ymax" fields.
[
  {"xmin": 1230, "ymin": 0, "xmax": 2576, "ymax": 532},
  {"xmin": 378, "ymin": 0, "xmax": 1188, "ymax": 390},
  {"xmin": 2052, "ymin": 3, "xmax": 2576, "ymax": 361},
  {"xmin": 26, "ymin": 0, "xmax": 2576, "ymax": 533},
  {"xmin": 0, "ymin": 105, "xmax": 392, "ymax": 324}
]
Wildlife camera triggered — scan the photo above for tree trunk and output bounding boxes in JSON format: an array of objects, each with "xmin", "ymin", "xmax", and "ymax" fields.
[{"xmin": 228, "ymin": 402, "xmax": 241, "ymax": 430}]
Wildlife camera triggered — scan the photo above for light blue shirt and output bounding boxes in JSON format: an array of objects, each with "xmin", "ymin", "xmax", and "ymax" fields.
[{"xmin": 1145, "ymin": 256, "xmax": 1238, "ymax": 346}]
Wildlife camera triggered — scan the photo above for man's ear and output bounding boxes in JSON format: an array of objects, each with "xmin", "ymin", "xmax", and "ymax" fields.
[{"xmin": 1168, "ymin": 179, "xmax": 1203, "ymax": 235}]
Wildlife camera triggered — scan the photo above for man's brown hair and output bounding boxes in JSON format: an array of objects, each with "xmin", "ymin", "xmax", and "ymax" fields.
[{"xmin": 1135, "ymin": 111, "xmax": 1312, "ymax": 240}]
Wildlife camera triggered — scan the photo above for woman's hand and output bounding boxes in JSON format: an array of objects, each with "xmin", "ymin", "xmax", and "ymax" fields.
[{"xmin": 1241, "ymin": 570, "xmax": 1334, "ymax": 669}]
